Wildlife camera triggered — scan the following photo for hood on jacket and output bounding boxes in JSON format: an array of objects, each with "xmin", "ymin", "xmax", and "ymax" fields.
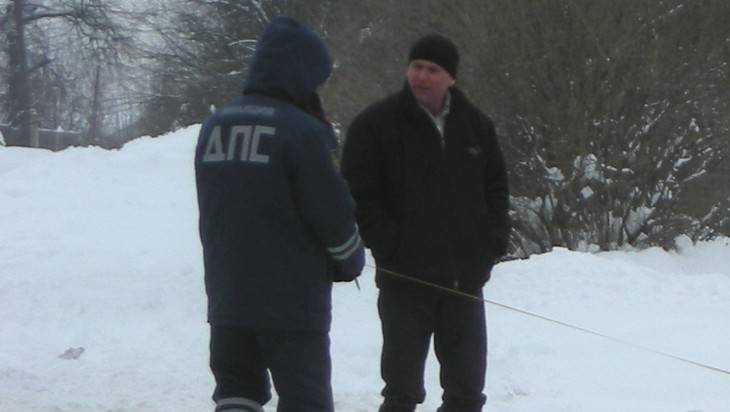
[{"xmin": 243, "ymin": 16, "xmax": 332, "ymax": 105}]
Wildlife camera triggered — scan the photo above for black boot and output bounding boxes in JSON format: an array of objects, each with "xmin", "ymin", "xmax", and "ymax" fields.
[{"xmin": 379, "ymin": 400, "xmax": 417, "ymax": 412}]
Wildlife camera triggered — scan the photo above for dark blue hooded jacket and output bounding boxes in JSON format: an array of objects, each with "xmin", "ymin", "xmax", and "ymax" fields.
[{"xmin": 195, "ymin": 17, "xmax": 362, "ymax": 331}]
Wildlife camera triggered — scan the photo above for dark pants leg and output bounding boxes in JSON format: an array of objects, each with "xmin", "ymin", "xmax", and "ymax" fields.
[
  {"xmin": 209, "ymin": 325, "xmax": 334, "ymax": 412},
  {"xmin": 434, "ymin": 289, "xmax": 487, "ymax": 412},
  {"xmin": 210, "ymin": 325, "xmax": 271, "ymax": 407},
  {"xmin": 377, "ymin": 288, "xmax": 435, "ymax": 412},
  {"xmin": 259, "ymin": 331, "xmax": 333, "ymax": 412}
]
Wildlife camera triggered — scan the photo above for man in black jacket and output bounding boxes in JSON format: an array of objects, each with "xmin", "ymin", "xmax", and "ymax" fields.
[
  {"xmin": 195, "ymin": 17, "xmax": 364, "ymax": 412},
  {"xmin": 341, "ymin": 34, "xmax": 510, "ymax": 412}
]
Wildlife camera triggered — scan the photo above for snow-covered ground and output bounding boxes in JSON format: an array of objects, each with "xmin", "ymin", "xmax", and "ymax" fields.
[{"xmin": 1, "ymin": 125, "xmax": 728, "ymax": 412}]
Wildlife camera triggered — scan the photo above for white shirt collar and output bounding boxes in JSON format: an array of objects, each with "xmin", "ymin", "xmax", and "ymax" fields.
[{"xmin": 420, "ymin": 91, "xmax": 452, "ymax": 139}]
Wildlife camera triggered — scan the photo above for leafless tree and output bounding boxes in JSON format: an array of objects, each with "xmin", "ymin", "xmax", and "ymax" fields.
[
  {"xmin": 128, "ymin": 0, "xmax": 730, "ymax": 253},
  {"xmin": 1, "ymin": 0, "xmax": 131, "ymax": 145}
]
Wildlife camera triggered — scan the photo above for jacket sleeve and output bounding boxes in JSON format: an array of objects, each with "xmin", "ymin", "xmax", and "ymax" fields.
[
  {"xmin": 481, "ymin": 117, "xmax": 511, "ymax": 258},
  {"xmin": 287, "ymin": 124, "xmax": 364, "ymax": 275},
  {"xmin": 341, "ymin": 114, "xmax": 400, "ymax": 261}
]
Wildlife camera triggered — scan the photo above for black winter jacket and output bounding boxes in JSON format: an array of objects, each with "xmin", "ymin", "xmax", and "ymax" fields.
[
  {"xmin": 195, "ymin": 17, "xmax": 361, "ymax": 331},
  {"xmin": 342, "ymin": 85, "xmax": 510, "ymax": 291}
]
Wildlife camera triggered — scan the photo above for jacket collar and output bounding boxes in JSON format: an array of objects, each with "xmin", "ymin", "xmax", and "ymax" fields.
[{"xmin": 397, "ymin": 83, "xmax": 467, "ymax": 122}]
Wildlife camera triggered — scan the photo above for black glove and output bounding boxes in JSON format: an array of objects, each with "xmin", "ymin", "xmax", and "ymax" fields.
[{"xmin": 331, "ymin": 244, "xmax": 365, "ymax": 282}]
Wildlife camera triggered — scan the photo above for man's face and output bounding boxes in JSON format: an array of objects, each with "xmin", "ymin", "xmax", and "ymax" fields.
[{"xmin": 406, "ymin": 59, "xmax": 455, "ymax": 112}]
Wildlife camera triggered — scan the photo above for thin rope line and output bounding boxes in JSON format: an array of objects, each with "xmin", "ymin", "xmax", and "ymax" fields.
[{"xmin": 367, "ymin": 263, "xmax": 730, "ymax": 376}]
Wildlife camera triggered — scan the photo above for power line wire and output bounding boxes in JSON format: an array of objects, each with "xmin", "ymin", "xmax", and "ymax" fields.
[{"xmin": 367, "ymin": 263, "xmax": 730, "ymax": 376}]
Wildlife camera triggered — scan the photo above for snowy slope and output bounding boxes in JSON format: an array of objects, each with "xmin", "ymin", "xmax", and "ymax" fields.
[{"xmin": 1, "ymin": 126, "xmax": 728, "ymax": 412}]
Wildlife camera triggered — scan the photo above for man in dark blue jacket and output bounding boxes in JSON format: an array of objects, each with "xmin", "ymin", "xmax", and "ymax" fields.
[{"xmin": 195, "ymin": 17, "xmax": 364, "ymax": 412}]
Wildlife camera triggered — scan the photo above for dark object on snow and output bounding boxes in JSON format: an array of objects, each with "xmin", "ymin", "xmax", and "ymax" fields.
[{"xmin": 58, "ymin": 347, "xmax": 85, "ymax": 360}]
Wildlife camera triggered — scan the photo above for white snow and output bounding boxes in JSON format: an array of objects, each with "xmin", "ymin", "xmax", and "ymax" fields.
[
  {"xmin": 545, "ymin": 167, "xmax": 564, "ymax": 183},
  {"xmin": 689, "ymin": 118, "xmax": 700, "ymax": 133},
  {"xmin": 580, "ymin": 186, "xmax": 594, "ymax": 200},
  {"xmin": 1, "ymin": 126, "xmax": 729, "ymax": 412}
]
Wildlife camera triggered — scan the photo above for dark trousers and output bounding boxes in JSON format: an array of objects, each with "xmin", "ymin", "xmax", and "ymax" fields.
[
  {"xmin": 209, "ymin": 325, "xmax": 334, "ymax": 412},
  {"xmin": 377, "ymin": 287, "xmax": 487, "ymax": 412}
]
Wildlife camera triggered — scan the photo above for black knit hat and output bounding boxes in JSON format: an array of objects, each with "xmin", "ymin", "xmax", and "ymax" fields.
[{"xmin": 408, "ymin": 34, "xmax": 459, "ymax": 78}]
